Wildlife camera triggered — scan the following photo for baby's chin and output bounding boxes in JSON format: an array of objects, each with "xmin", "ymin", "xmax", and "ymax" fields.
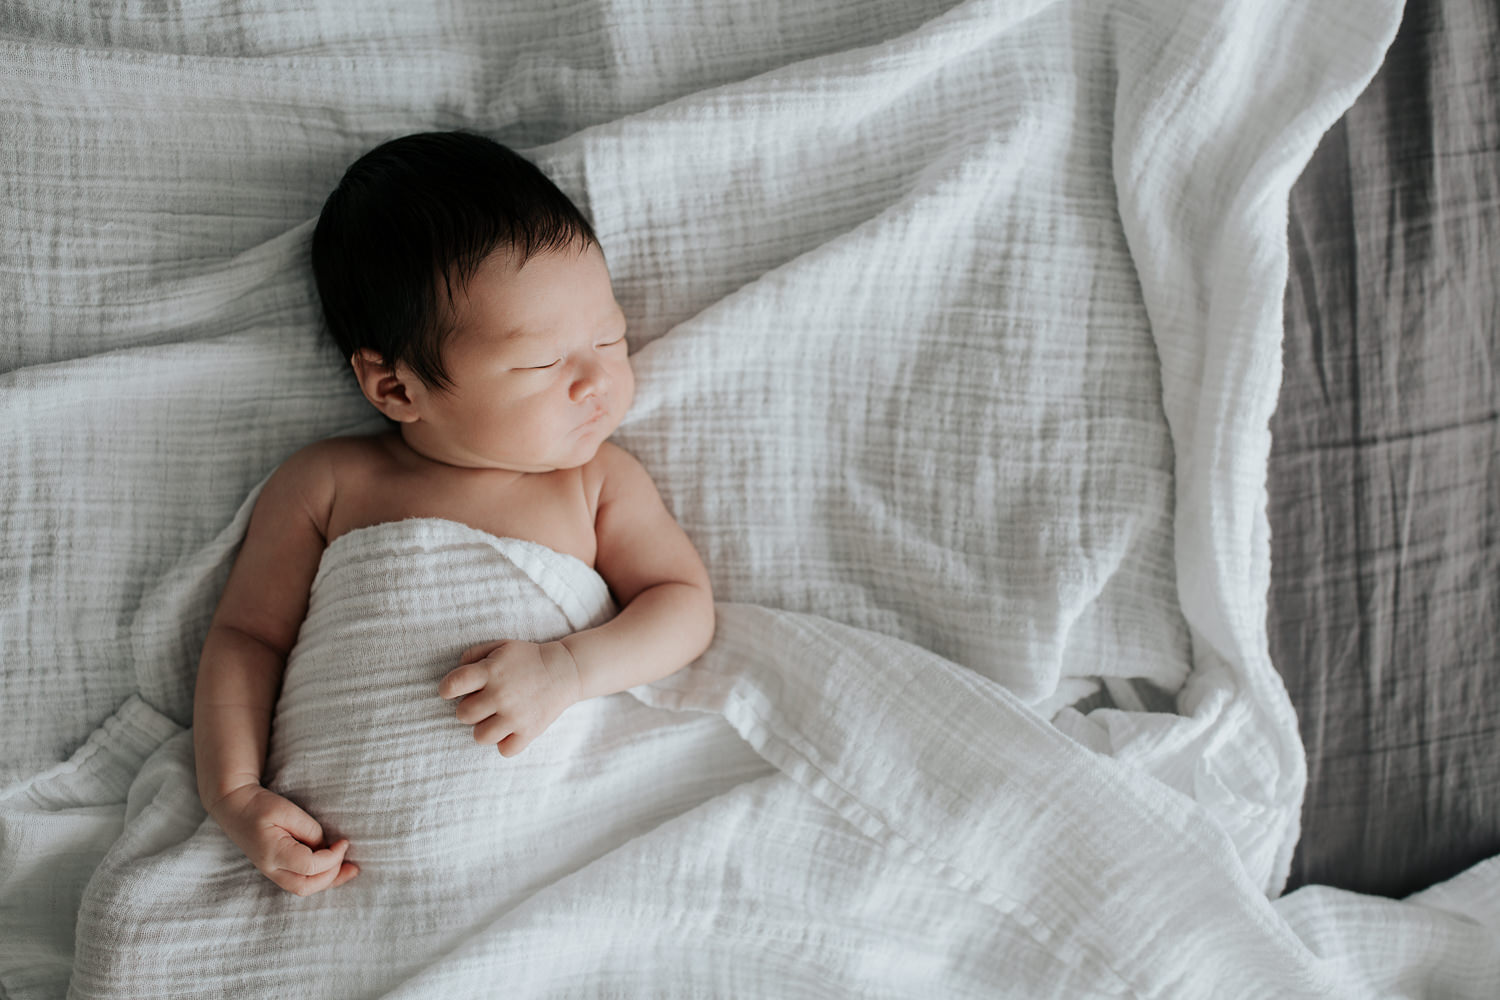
[
  {"xmin": 565, "ymin": 412, "xmax": 625, "ymax": 461},
  {"xmin": 558, "ymin": 435, "xmax": 614, "ymax": 470},
  {"xmin": 507, "ymin": 437, "xmax": 614, "ymax": 473},
  {"xmin": 452, "ymin": 414, "xmax": 622, "ymax": 472}
]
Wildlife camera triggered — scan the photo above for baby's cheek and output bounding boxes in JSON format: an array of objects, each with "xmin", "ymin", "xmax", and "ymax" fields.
[{"xmin": 617, "ymin": 363, "xmax": 636, "ymax": 410}]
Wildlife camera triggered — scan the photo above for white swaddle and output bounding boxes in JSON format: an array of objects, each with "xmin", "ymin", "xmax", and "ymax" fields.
[
  {"xmin": 74, "ymin": 516, "xmax": 1464, "ymax": 999},
  {"xmin": 267, "ymin": 517, "xmax": 617, "ymax": 867},
  {"xmin": 69, "ymin": 519, "xmax": 772, "ymax": 998}
]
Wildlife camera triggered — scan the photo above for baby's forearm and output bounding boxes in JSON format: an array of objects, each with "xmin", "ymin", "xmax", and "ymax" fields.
[
  {"xmin": 193, "ymin": 624, "xmax": 285, "ymax": 812},
  {"xmin": 559, "ymin": 582, "xmax": 714, "ymax": 702}
]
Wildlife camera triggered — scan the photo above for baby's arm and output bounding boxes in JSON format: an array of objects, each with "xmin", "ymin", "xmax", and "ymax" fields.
[
  {"xmin": 440, "ymin": 443, "xmax": 713, "ymax": 755},
  {"xmin": 193, "ymin": 442, "xmax": 359, "ymax": 896}
]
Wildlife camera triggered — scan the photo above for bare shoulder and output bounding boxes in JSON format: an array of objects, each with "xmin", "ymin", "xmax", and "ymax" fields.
[
  {"xmin": 590, "ymin": 440, "xmax": 655, "ymax": 488},
  {"xmin": 581, "ymin": 440, "xmax": 652, "ymax": 515},
  {"xmin": 589, "ymin": 441, "xmax": 708, "ymax": 606},
  {"xmin": 297, "ymin": 432, "xmax": 388, "ymax": 476},
  {"xmin": 278, "ymin": 433, "xmax": 393, "ymax": 513},
  {"xmin": 212, "ymin": 436, "xmax": 372, "ymax": 654},
  {"xmin": 261, "ymin": 436, "xmax": 366, "ymax": 535}
]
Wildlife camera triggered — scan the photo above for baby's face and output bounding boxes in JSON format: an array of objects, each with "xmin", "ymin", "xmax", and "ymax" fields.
[{"xmin": 409, "ymin": 243, "xmax": 635, "ymax": 473}]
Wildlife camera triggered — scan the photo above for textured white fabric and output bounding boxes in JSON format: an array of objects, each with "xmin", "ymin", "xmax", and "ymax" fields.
[
  {"xmin": 38, "ymin": 520, "xmax": 1403, "ymax": 996},
  {"xmin": 66, "ymin": 521, "xmax": 764, "ymax": 996},
  {"xmin": 7, "ymin": 0, "xmax": 1495, "ymax": 997},
  {"xmin": 1274, "ymin": 858, "xmax": 1500, "ymax": 998}
]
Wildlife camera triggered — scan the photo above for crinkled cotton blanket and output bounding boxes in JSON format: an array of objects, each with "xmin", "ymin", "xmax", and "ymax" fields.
[{"xmin": 57, "ymin": 518, "xmax": 1500, "ymax": 997}]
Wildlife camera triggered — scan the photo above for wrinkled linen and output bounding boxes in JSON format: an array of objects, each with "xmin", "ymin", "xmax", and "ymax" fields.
[
  {"xmin": 60, "ymin": 519, "xmax": 1499, "ymax": 997},
  {"xmin": 68, "ymin": 521, "xmax": 766, "ymax": 996},
  {"xmin": 5, "ymin": 0, "xmax": 1498, "ymax": 996}
]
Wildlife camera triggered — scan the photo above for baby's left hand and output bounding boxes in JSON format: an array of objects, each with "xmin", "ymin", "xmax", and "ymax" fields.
[{"xmin": 439, "ymin": 639, "xmax": 582, "ymax": 756}]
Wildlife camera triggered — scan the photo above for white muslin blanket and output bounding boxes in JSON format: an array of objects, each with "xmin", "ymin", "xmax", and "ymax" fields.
[
  {"xmin": 58, "ymin": 518, "xmax": 1500, "ymax": 998},
  {"xmin": 68, "ymin": 519, "xmax": 768, "ymax": 996},
  {"xmin": 57, "ymin": 517, "xmax": 1492, "ymax": 997}
]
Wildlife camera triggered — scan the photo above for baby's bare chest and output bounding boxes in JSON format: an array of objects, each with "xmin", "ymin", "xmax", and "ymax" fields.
[{"xmin": 326, "ymin": 447, "xmax": 599, "ymax": 567}]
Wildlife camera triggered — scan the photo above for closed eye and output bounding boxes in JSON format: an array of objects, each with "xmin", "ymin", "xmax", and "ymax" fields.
[{"xmin": 516, "ymin": 335, "xmax": 623, "ymax": 370}]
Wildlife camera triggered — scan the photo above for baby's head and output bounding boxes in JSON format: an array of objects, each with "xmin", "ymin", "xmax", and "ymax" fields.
[{"xmin": 312, "ymin": 131, "xmax": 633, "ymax": 472}]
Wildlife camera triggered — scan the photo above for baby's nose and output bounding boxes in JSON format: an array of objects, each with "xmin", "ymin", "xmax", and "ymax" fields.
[{"xmin": 569, "ymin": 358, "xmax": 610, "ymax": 401}]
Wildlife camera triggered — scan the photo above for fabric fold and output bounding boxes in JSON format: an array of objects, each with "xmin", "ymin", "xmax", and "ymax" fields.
[
  {"xmin": 55, "ymin": 520, "xmax": 1371, "ymax": 997},
  {"xmin": 0, "ymin": 696, "xmax": 180, "ymax": 1000},
  {"xmin": 68, "ymin": 519, "xmax": 770, "ymax": 998}
]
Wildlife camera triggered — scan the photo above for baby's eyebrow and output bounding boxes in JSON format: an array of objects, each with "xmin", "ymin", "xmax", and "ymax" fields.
[
  {"xmin": 481, "ymin": 321, "xmax": 552, "ymax": 345},
  {"xmin": 484, "ymin": 300, "xmax": 624, "ymax": 343},
  {"xmin": 503, "ymin": 312, "xmax": 624, "ymax": 343}
]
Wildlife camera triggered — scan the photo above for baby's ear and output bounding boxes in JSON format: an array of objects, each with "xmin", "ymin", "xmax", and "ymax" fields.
[{"xmin": 350, "ymin": 349, "xmax": 420, "ymax": 423}]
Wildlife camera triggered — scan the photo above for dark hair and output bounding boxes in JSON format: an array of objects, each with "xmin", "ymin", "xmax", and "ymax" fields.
[{"xmin": 311, "ymin": 130, "xmax": 598, "ymax": 392}]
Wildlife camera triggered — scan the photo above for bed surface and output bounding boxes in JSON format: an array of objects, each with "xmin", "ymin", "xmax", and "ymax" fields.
[{"xmin": 1273, "ymin": 0, "xmax": 1500, "ymax": 897}]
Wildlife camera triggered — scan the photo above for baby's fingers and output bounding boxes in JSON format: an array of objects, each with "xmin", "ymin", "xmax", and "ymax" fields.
[
  {"xmin": 440, "ymin": 662, "xmax": 487, "ymax": 700},
  {"xmin": 328, "ymin": 860, "xmax": 361, "ymax": 890},
  {"xmin": 259, "ymin": 791, "xmax": 325, "ymax": 847},
  {"xmin": 458, "ymin": 640, "xmax": 507, "ymax": 666},
  {"xmin": 269, "ymin": 832, "xmax": 340, "ymax": 876},
  {"xmin": 286, "ymin": 854, "xmax": 359, "ymax": 896},
  {"xmin": 270, "ymin": 837, "xmax": 352, "ymax": 897}
]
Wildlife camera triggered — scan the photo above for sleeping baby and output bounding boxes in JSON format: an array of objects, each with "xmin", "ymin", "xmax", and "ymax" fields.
[{"xmin": 192, "ymin": 131, "xmax": 715, "ymax": 897}]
